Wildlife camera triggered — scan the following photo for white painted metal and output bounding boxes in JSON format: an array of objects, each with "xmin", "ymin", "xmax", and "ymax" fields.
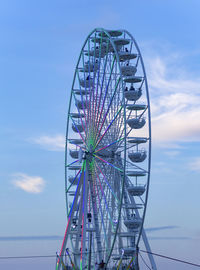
[{"xmin": 56, "ymin": 28, "xmax": 157, "ymax": 270}]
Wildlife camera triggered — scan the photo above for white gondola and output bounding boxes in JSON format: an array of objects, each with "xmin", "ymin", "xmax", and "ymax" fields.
[
  {"xmin": 109, "ymin": 44, "xmax": 122, "ymax": 52},
  {"xmin": 69, "ymin": 191, "xmax": 76, "ymax": 196},
  {"xmin": 126, "ymin": 170, "xmax": 146, "ymax": 177},
  {"xmin": 85, "ymin": 47, "xmax": 106, "ymax": 58},
  {"xmin": 112, "ymin": 255, "xmax": 129, "ymax": 261},
  {"xmin": 69, "ymin": 139, "xmax": 83, "ymax": 145},
  {"xmin": 73, "ymin": 89, "xmax": 90, "ymax": 95},
  {"xmin": 121, "ymin": 65, "xmax": 137, "ymax": 77},
  {"xmin": 99, "ymin": 30, "xmax": 123, "ymax": 37},
  {"xmin": 75, "ymin": 99, "xmax": 87, "ymax": 110},
  {"xmin": 112, "ymin": 256, "xmax": 122, "ymax": 261},
  {"xmin": 80, "ymin": 78, "xmax": 94, "ymax": 88},
  {"xmin": 124, "ymin": 204, "xmax": 143, "ymax": 210},
  {"xmin": 119, "ymin": 232, "xmax": 136, "ymax": 237},
  {"xmin": 118, "ymin": 51, "xmax": 137, "ymax": 61},
  {"xmin": 68, "ymin": 175, "xmax": 78, "ymax": 184},
  {"xmin": 124, "ymin": 88, "xmax": 142, "ymax": 101},
  {"xmin": 79, "ymin": 61, "xmax": 99, "ymax": 73},
  {"xmin": 69, "ymin": 150, "xmax": 79, "ymax": 159},
  {"xmin": 113, "ymin": 38, "xmax": 130, "ymax": 46},
  {"xmin": 72, "ymin": 123, "xmax": 84, "ymax": 133},
  {"xmin": 128, "ymin": 150, "xmax": 147, "ymax": 162},
  {"xmin": 94, "ymin": 41, "xmax": 122, "ymax": 53},
  {"xmin": 91, "ymin": 37, "xmax": 123, "ymax": 52},
  {"xmin": 70, "ymin": 112, "xmax": 84, "ymax": 119},
  {"xmin": 123, "ymin": 247, "xmax": 136, "ymax": 256},
  {"xmin": 91, "ymin": 37, "xmax": 108, "ymax": 43},
  {"xmin": 126, "ymin": 104, "xmax": 146, "ymax": 111},
  {"xmin": 127, "ymin": 117, "xmax": 146, "ymax": 129},
  {"xmin": 68, "ymin": 165, "xmax": 81, "ymax": 171},
  {"xmin": 89, "ymin": 37, "xmax": 124, "ymax": 55},
  {"xmin": 124, "ymin": 218, "xmax": 142, "ymax": 229},
  {"xmin": 128, "ymin": 137, "xmax": 147, "ymax": 144},
  {"xmin": 127, "ymin": 185, "xmax": 146, "ymax": 196},
  {"xmin": 124, "ymin": 76, "xmax": 143, "ymax": 83}
]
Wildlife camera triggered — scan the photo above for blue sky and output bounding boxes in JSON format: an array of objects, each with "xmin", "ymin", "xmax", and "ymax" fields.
[{"xmin": 0, "ymin": 0, "xmax": 200, "ymax": 269}]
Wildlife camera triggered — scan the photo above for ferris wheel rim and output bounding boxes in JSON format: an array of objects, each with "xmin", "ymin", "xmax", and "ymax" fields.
[{"xmin": 60, "ymin": 28, "xmax": 153, "ymax": 270}]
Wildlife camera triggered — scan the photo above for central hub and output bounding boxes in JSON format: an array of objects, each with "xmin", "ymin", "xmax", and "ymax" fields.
[{"xmin": 85, "ymin": 144, "xmax": 94, "ymax": 163}]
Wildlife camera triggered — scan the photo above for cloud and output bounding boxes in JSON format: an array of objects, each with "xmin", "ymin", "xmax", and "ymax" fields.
[
  {"xmin": 12, "ymin": 173, "xmax": 45, "ymax": 193},
  {"xmin": 30, "ymin": 53, "xmax": 200, "ymax": 150},
  {"xmin": 146, "ymin": 55, "xmax": 200, "ymax": 145},
  {"xmin": 164, "ymin": 151, "xmax": 180, "ymax": 158},
  {"xmin": 0, "ymin": 235, "xmax": 62, "ymax": 241},
  {"xmin": 152, "ymin": 161, "xmax": 173, "ymax": 174},
  {"xmin": 31, "ymin": 135, "xmax": 65, "ymax": 151},
  {"xmin": 149, "ymin": 236, "xmax": 191, "ymax": 240},
  {"xmin": 146, "ymin": 225, "xmax": 179, "ymax": 233},
  {"xmin": 188, "ymin": 157, "xmax": 200, "ymax": 172}
]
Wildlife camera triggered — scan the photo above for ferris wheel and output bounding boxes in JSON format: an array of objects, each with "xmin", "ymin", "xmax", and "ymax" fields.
[{"xmin": 56, "ymin": 28, "xmax": 157, "ymax": 270}]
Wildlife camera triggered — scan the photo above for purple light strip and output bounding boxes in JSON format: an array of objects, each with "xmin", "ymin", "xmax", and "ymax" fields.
[
  {"xmin": 66, "ymin": 159, "xmax": 79, "ymax": 168},
  {"xmin": 93, "ymin": 154, "xmax": 123, "ymax": 173},
  {"xmin": 95, "ymin": 105, "xmax": 123, "ymax": 149},
  {"xmin": 95, "ymin": 162, "xmax": 120, "ymax": 204},
  {"xmin": 94, "ymin": 57, "xmax": 117, "ymax": 142},
  {"xmin": 68, "ymin": 169, "xmax": 83, "ymax": 218},
  {"xmin": 95, "ymin": 166, "xmax": 114, "ymax": 226},
  {"xmin": 66, "ymin": 168, "xmax": 81, "ymax": 193},
  {"xmin": 94, "ymin": 136, "xmax": 125, "ymax": 154},
  {"xmin": 93, "ymin": 167, "xmax": 109, "ymax": 242},
  {"xmin": 95, "ymin": 77, "xmax": 120, "ymax": 144},
  {"xmin": 57, "ymin": 166, "xmax": 83, "ymax": 269},
  {"xmin": 80, "ymin": 169, "xmax": 86, "ymax": 268}
]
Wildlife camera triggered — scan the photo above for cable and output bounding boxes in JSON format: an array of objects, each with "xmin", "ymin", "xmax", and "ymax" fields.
[
  {"xmin": 140, "ymin": 249, "xmax": 200, "ymax": 268},
  {"xmin": 0, "ymin": 255, "xmax": 56, "ymax": 260},
  {"xmin": 1, "ymin": 248, "xmax": 200, "ymax": 269},
  {"xmin": 139, "ymin": 252, "xmax": 151, "ymax": 270}
]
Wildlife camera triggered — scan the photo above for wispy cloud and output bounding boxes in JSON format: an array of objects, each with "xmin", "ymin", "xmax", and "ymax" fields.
[
  {"xmin": 188, "ymin": 157, "xmax": 200, "ymax": 172},
  {"xmin": 30, "ymin": 52, "xmax": 200, "ymax": 151},
  {"xmin": 0, "ymin": 235, "xmax": 190, "ymax": 241},
  {"xmin": 152, "ymin": 161, "xmax": 172, "ymax": 174},
  {"xmin": 31, "ymin": 135, "xmax": 65, "ymax": 151},
  {"xmin": 164, "ymin": 151, "xmax": 180, "ymax": 158},
  {"xmin": 146, "ymin": 225, "xmax": 179, "ymax": 233},
  {"xmin": 146, "ymin": 226, "xmax": 191, "ymax": 240},
  {"xmin": 146, "ymin": 54, "xmax": 200, "ymax": 145},
  {"xmin": 149, "ymin": 236, "xmax": 191, "ymax": 240},
  {"xmin": 0, "ymin": 235, "xmax": 62, "ymax": 241},
  {"xmin": 12, "ymin": 173, "xmax": 45, "ymax": 193}
]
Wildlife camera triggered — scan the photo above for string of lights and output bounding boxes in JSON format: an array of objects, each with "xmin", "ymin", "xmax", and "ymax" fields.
[
  {"xmin": 0, "ymin": 248, "xmax": 200, "ymax": 268},
  {"xmin": 140, "ymin": 249, "xmax": 200, "ymax": 268},
  {"xmin": 139, "ymin": 252, "xmax": 151, "ymax": 270}
]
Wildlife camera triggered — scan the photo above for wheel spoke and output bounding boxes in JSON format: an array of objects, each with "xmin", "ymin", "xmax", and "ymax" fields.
[
  {"xmin": 94, "ymin": 136, "xmax": 125, "ymax": 154},
  {"xmin": 95, "ymin": 161, "xmax": 120, "ymax": 204},
  {"xmin": 93, "ymin": 154, "xmax": 123, "ymax": 173},
  {"xmin": 95, "ymin": 105, "xmax": 123, "ymax": 148},
  {"xmin": 95, "ymin": 76, "xmax": 121, "ymax": 144}
]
